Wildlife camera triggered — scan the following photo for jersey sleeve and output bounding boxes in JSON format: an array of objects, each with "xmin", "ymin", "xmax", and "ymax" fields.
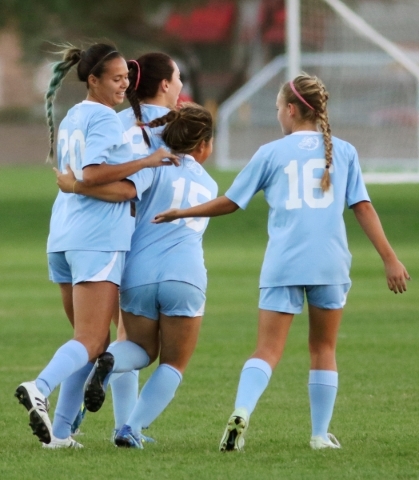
[
  {"xmin": 83, "ymin": 111, "xmax": 125, "ymax": 168},
  {"xmin": 128, "ymin": 168, "xmax": 155, "ymax": 200},
  {"xmin": 346, "ymin": 145, "xmax": 371, "ymax": 207},
  {"xmin": 225, "ymin": 147, "xmax": 271, "ymax": 209}
]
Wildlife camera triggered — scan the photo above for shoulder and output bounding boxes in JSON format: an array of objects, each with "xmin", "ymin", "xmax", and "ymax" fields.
[{"xmin": 331, "ymin": 136, "xmax": 358, "ymax": 160}]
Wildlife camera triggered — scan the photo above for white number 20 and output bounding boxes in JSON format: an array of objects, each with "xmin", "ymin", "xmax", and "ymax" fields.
[
  {"xmin": 169, "ymin": 177, "xmax": 212, "ymax": 232},
  {"xmin": 57, "ymin": 129, "xmax": 85, "ymax": 180},
  {"xmin": 284, "ymin": 158, "xmax": 334, "ymax": 210}
]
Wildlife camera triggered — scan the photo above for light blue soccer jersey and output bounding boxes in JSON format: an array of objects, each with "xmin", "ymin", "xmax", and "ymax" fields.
[
  {"xmin": 120, "ymin": 154, "xmax": 218, "ymax": 293},
  {"xmin": 47, "ymin": 101, "xmax": 134, "ymax": 252},
  {"xmin": 225, "ymin": 132, "xmax": 370, "ymax": 286},
  {"xmin": 118, "ymin": 104, "xmax": 169, "ymax": 155}
]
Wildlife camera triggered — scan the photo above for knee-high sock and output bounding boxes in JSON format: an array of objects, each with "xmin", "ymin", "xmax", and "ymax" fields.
[
  {"xmin": 127, "ymin": 364, "xmax": 182, "ymax": 433},
  {"xmin": 103, "ymin": 340, "xmax": 149, "ymax": 391},
  {"xmin": 234, "ymin": 358, "xmax": 272, "ymax": 415},
  {"xmin": 52, "ymin": 362, "xmax": 94, "ymax": 439},
  {"xmin": 110, "ymin": 370, "xmax": 139, "ymax": 430},
  {"xmin": 308, "ymin": 370, "xmax": 338, "ymax": 440},
  {"xmin": 36, "ymin": 340, "xmax": 89, "ymax": 397}
]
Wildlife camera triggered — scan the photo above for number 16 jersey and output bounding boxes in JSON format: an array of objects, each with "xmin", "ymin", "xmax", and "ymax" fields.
[{"xmin": 225, "ymin": 131, "xmax": 370, "ymax": 287}]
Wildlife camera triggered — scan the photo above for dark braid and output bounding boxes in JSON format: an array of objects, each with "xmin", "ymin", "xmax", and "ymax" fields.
[{"xmin": 147, "ymin": 103, "xmax": 213, "ymax": 155}]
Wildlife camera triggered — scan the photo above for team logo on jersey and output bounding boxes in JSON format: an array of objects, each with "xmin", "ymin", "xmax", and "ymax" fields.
[
  {"xmin": 184, "ymin": 157, "xmax": 203, "ymax": 175},
  {"xmin": 298, "ymin": 136, "xmax": 320, "ymax": 150}
]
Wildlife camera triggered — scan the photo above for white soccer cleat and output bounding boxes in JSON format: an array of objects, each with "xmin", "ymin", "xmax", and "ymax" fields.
[
  {"xmin": 42, "ymin": 435, "xmax": 83, "ymax": 449},
  {"xmin": 219, "ymin": 407, "xmax": 249, "ymax": 452},
  {"xmin": 15, "ymin": 381, "xmax": 52, "ymax": 444},
  {"xmin": 310, "ymin": 433, "xmax": 341, "ymax": 450}
]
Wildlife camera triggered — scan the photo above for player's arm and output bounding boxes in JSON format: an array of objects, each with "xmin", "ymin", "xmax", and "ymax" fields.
[
  {"xmin": 54, "ymin": 166, "xmax": 136, "ymax": 202},
  {"xmin": 152, "ymin": 196, "xmax": 239, "ymax": 224},
  {"xmin": 82, "ymin": 147, "xmax": 179, "ymax": 187},
  {"xmin": 352, "ymin": 200, "xmax": 410, "ymax": 293}
]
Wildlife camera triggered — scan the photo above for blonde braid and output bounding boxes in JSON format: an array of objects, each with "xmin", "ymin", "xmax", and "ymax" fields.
[
  {"xmin": 317, "ymin": 82, "xmax": 333, "ymax": 192},
  {"xmin": 145, "ymin": 110, "xmax": 180, "ymax": 129}
]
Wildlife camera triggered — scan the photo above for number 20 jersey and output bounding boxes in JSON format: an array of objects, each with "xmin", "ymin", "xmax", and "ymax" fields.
[
  {"xmin": 47, "ymin": 101, "xmax": 133, "ymax": 253},
  {"xmin": 225, "ymin": 131, "xmax": 370, "ymax": 287},
  {"xmin": 121, "ymin": 154, "xmax": 218, "ymax": 294}
]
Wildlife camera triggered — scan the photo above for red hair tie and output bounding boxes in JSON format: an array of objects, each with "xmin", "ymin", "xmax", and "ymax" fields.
[{"xmin": 128, "ymin": 60, "xmax": 141, "ymax": 90}]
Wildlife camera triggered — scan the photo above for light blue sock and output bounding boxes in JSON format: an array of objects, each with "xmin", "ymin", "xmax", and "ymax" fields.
[
  {"xmin": 234, "ymin": 358, "xmax": 272, "ymax": 415},
  {"xmin": 52, "ymin": 362, "xmax": 94, "ymax": 439},
  {"xmin": 126, "ymin": 364, "xmax": 182, "ymax": 432},
  {"xmin": 110, "ymin": 370, "xmax": 139, "ymax": 430},
  {"xmin": 108, "ymin": 340, "xmax": 150, "ymax": 373},
  {"xmin": 308, "ymin": 370, "xmax": 338, "ymax": 440},
  {"xmin": 36, "ymin": 340, "xmax": 89, "ymax": 397},
  {"xmin": 103, "ymin": 341, "xmax": 149, "ymax": 391}
]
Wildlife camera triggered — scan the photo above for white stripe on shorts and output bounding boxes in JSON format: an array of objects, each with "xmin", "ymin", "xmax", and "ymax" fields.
[{"xmin": 87, "ymin": 252, "xmax": 119, "ymax": 282}]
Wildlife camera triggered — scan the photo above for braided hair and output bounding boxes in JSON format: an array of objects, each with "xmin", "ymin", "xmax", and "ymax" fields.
[
  {"xmin": 126, "ymin": 52, "xmax": 175, "ymax": 126},
  {"xmin": 45, "ymin": 43, "xmax": 121, "ymax": 162},
  {"xmin": 146, "ymin": 103, "xmax": 213, "ymax": 155},
  {"xmin": 280, "ymin": 74, "xmax": 333, "ymax": 192}
]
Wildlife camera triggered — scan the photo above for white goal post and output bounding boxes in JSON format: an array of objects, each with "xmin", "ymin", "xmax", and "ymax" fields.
[{"xmin": 214, "ymin": 0, "xmax": 419, "ymax": 182}]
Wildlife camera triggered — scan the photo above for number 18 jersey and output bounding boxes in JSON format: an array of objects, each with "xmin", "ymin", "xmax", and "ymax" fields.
[{"xmin": 225, "ymin": 131, "xmax": 370, "ymax": 287}]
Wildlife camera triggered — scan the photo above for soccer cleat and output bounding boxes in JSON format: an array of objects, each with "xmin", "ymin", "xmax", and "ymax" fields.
[
  {"xmin": 111, "ymin": 428, "xmax": 156, "ymax": 446},
  {"xmin": 42, "ymin": 435, "xmax": 83, "ymax": 449},
  {"xmin": 310, "ymin": 433, "xmax": 341, "ymax": 450},
  {"xmin": 84, "ymin": 352, "xmax": 114, "ymax": 412},
  {"xmin": 114, "ymin": 424, "xmax": 144, "ymax": 449},
  {"xmin": 71, "ymin": 403, "xmax": 87, "ymax": 435},
  {"xmin": 219, "ymin": 407, "xmax": 249, "ymax": 452},
  {"xmin": 15, "ymin": 381, "xmax": 52, "ymax": 444}
]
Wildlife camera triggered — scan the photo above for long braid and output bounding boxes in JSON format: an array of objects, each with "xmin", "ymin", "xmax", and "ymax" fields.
[
  {"xmin": 317, "ymin": 82, "xmax": 333, "ymax": 192},
  {"xmin": 146, "ymin": 110, "xmax": 180, "ymax": 129},
  {"xmin": 45, "ymin": 47, "xmax": 81, "ymax": 162}
]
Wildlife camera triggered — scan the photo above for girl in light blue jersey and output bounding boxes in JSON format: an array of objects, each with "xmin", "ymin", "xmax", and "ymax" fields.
[
  {"xmin": 60, "ymin": 104, "xmax": 217, "ymax": 448},
  {"xmin": 15, "ymin": 43, "xmax": 177, "ymax": 448},
  {"xmin": 154, "ymin": 74, "xmax": 410, "ymax": 451}
]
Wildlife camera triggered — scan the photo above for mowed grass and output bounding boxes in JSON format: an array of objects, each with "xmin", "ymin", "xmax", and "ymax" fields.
[{"xmin": 0, "ymin": 165, "xmax": 418, "ymax": 479}]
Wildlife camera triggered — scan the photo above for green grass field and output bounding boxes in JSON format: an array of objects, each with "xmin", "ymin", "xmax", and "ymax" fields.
[{"xmin": 0, "ymin": 165, "xmax": 418, "ymax": 479}]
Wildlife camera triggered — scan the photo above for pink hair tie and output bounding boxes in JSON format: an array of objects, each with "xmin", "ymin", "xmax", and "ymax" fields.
[
  {"xmin": 289, "ymin": 80, "xmax": 315, "ymax": 111},
  {"xmin": 128, "ymin": 59, "xmax": 141, "ymax": 90}
]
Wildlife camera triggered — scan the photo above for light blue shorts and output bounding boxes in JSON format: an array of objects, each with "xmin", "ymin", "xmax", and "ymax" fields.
[
  {"xmin": 259, "ymin": 284, "xmax": 351, "ymax": 314},
  {"xmin": 48, "ymin": 251, "xmax": 125, "ymax": 286},
  {"xmin": 120, "ymin": 281, "xmax": 206, "ymax": 320}
]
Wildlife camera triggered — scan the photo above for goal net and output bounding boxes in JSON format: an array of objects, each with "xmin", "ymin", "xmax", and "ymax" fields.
[{"xmin": 215, "ymin": 0, "xmax": 419, "ymax": 180}]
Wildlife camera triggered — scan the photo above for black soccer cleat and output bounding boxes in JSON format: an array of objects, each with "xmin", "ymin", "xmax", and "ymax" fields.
[{"xmin": 83, "ymin": 352, "xmax": 114, "ymax": 412}]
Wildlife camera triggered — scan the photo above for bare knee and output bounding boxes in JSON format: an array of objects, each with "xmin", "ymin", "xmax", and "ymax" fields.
[{"xmin": 74, "ymin": 335, "xmax": 109, "ymax": 361}]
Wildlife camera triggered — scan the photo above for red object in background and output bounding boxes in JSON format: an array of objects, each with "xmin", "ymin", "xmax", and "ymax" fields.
[
  {"xmin": 165, "ymin": 1, "xmax": 236, "ymax": 43},
  {"xmin": 177, "ymin": 91, "xmax": 194, "ymax": 106}
]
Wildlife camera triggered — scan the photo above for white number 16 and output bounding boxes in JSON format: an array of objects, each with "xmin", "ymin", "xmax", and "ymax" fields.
[{"xmin": 284, "ymin": 158, "xmax": 334, "ymax": 210}]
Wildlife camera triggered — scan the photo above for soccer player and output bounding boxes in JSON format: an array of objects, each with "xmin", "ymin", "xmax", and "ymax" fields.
[
  {"xmin": 58, "ymin": 103, "xmax": 217, "ymax": 449},
  {"xmin": 57, "ymin": 51, "xmax": 184, "ymax": 445},
  {"xmin": 153, "ymin": 73, "xmax": 410, "ymax": 451},
  {"xmin": 14, "ymin": 43, "xmax": 177, "ymax": 448}
]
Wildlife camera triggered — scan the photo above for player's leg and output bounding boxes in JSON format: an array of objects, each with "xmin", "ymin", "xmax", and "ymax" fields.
[
  {"xmin": 15, "ymin": 251, "xmax": 121, "ymax": 444},
  {"xmin": 220, "ymin": 286, "xmax": 301, "ymax": 452},
  {"xmin": 109, "ymin": 307, "xmax": 140, "ymax": 439},
  {"xmin": 114, "ymin": 281, "xmax": 203, "ymax": 448},
  {"xmin": 84, "ymin": 284, "xmax": 160, "ymax": 413},
  {"xmin": 50, "ymin": 283, "xmax": 90, "ymax": 447},
  {"xmin": 306, "ymin": 283, "xmax": 349, "ymax": 449}
]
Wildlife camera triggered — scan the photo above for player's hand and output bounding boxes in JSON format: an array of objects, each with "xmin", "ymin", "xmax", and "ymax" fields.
[
  {"xmin": 384, "ymin": 258, "xmax": 410, "ymax": 293},
  {"xmin": 53, "ymin": 164, "xmax": 76, "ymax": 193},
  {"xmin": 141, "ymin": 147, "xmax": 180, "ymax": 168},
  {"xmin": 152, "ymin": 209, "xmax": 181, "ymax": 224}
]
